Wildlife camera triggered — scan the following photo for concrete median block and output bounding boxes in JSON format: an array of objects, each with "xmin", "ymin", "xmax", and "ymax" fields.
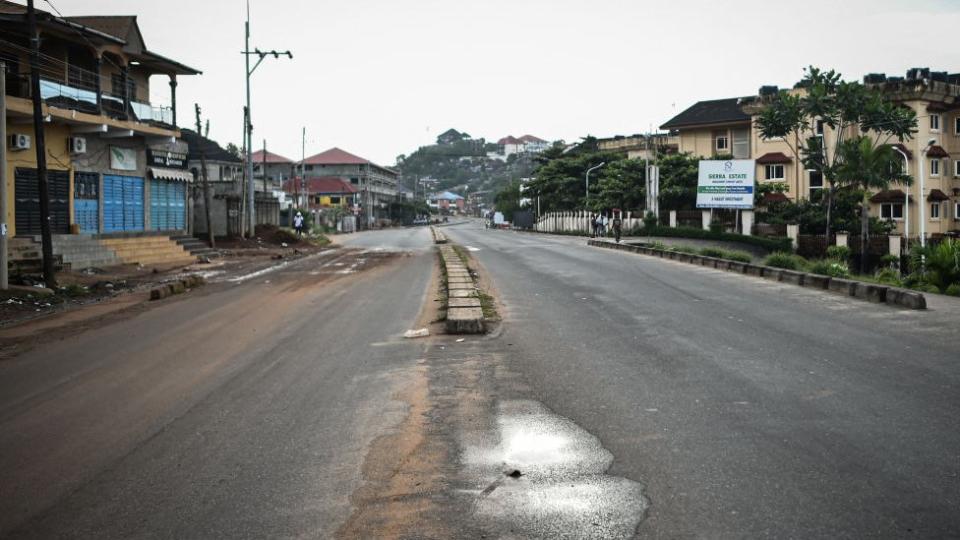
[
  {"xmin": 761, "ymin": 267, "xmax": 782, "ymax": 281},
  {"xmin": 688, "ymin": 255, "xmax": 703, "ymax": 265},
  {"xmin": 449, "ymin": 289, "xmax": 478, "ymax": 298},
  {"xmin": 885, "ymin": 288, "xmax": 926, "ymax": 310},
  {"xmin": 446, "ymin": 307, "xmax": 485, "ymax": 334},
  {"xmin": 149, "ymin": 287, "xmax": 169, "ymax": 301},
  {"xmin": 828, "ymin": 277, "xmax": 856, "ymax": 296},
  {"xmin": 727, "ymin": 261, "xmax": 747, "ymax": 273},
  {"xmin": 780, "ymin": 270, "xmax": 805, "ymax": 285},
  {"xmin": 852, "ymin": 282, "xmax": 888, "ymax": 303},
  {"xmin": 448, "ymin": 297, "xmax": 482, "ymax": 308},
  {"xmin": 744, "ymin": 264, "xmax": 763, "ymax": 277},
  {"xmin": 803, "ymin": 274, "xmax": 830, "ymax": 290},
  {"xmin": 448, "ymin": 282, "xmax": 476, "ymax": 291},
  {"xmin": 170, "ymin": 281, "xmax": 186, "ymax": 295}
]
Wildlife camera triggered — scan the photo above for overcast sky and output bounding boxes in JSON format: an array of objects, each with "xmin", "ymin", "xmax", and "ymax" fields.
[{"xmin": 42, "ymin": 0, "xmax": 960, "ymax": 166}]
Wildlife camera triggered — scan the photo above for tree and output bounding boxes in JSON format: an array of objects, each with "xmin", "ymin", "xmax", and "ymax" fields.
[
  {"xmin": 591, "ymin": 159, "xmax": 646, "ymax": 212},
  {"xmin": 225, "ymin": 142, "xmax": 242, "ymax": 160},
  {"xmin": 834, "ymin": 136, "xmax": 910, "ymax": 273},
  {"xmin": 754, "ymin": 66, "xmax": 917, "ymax": 239},
  {"xmin": 494, "ymin": 180, "xmax": 522, "ymax": 222},
  {"xmin": 657, "ymin": 153, "xmax": 700, "ymax": 211}
]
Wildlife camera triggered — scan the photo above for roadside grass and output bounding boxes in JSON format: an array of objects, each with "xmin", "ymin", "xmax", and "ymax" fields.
[{"xmin": 435, "ymin": 248, "xmax": 448, "ymax": 322}]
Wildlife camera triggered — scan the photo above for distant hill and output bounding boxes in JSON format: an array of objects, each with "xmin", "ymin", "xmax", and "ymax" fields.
[{"xmin": 395, "ymin": 129, "xmax": 543, "ymax": 201}]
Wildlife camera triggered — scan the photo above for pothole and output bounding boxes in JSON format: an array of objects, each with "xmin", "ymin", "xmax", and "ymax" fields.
[{"xmin": 461, "ymin": 400, "xmax": 647, "ymax": 538}]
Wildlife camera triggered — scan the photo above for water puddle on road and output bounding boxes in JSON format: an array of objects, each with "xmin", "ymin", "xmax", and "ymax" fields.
[{"xmin": 461, "ymin": 400, "xmax": 647, "ymax": 538}]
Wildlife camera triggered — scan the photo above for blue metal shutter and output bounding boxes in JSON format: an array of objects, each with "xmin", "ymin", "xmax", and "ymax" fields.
[
  {"xmin": 103, "ymin": 175, "xmax": 123, "ymax": 233},
  {"xmin": 123, "ymin": 177, "xmax": 144, "ymax": 231},
  {"xmin": 172, "ymin": 182, "xmax": 186, "ymax": 230}
]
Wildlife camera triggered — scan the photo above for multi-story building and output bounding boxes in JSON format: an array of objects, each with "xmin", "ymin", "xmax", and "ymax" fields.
[
  {"xmin": 250, "ymin": 149, "xmax": 295, "ymax": 192},
  {"xmin": 281, "ymin": 177, "xmax": 357, "ymax": 210},
  {"xmin": 299, "ymin": 147, "xmax": 398, "ymax": 226},
  {"xmin": 1, "ymin": 1, "xmax": 199, "ymax": 236},
  {"xmin": 597, "ymin": 133, "xmax": 679, "ymax": 160},
  {"xmin": 661, "ymin": 68, "xmax": 960, "ymax": 240}
]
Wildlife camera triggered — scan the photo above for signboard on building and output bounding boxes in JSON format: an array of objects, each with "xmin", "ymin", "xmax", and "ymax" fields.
[
  {"xmin": 696, "ymin": 160, "xmax": 755, "ymax": 209},
  {"xmin": 110, "ymin": 146, "xmax": 137, "ymax": 171},
  {"xmin": 147, "ymin": 148, "xmax": 188, "ymax": 169}
]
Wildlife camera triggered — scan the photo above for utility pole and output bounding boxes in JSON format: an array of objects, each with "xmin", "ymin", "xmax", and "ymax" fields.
[
  {"xmin": 242, "ymin": 0, "xmax": 292, "ymax": 239},
  {"xmin": 195, "ymin": 104, "xmax": 215, "ymax": 248},
  {"xmin": 262, "ymin": 139, "xmax": 268, "ymax": 194},
  {"xmin": 27, "ymin": 0, "xmax": 55, "ymax": 288},
  {"xmin": 1, "ymin": 61, "xmax": 8, "ymax": 290},
  {"xmin": 300, "ymin": 126, "xmax": 305, "ymax": 210}
]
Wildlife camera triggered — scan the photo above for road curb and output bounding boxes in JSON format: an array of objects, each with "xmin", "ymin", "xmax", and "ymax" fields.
[
  {"xmin": 149, "ymin": 275, "xmax": 206, "ymax": 301},
  {"xmin": 430, "ymin": 226, "xmax": 448, "ymax": 244},
  {"xmin": 588, "ymin": 240, "xmax": 926, "ymax": 310}
]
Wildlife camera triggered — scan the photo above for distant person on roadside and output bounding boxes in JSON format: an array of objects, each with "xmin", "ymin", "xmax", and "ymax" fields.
[
  {"xmin": 594, "ymin": 214, "xmax": 603, "ymax": 237},
  {"xmin": 612, "ymin": 214, "xmax": 622, "ymax": 243},
  {"xmin": 601, "ymin": 214, "xmax": 609, "ymax": 237},
  {"xmin": 293, "ymin": 211, "xmax": 304, "ymax": 237}
]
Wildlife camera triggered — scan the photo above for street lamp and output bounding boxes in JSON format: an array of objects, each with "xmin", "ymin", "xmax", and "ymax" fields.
[
  {"xmin": 890, "ymin": 145, "xmax": 910, "ymax": 241},
  {"xmin": 243, "ymin": 1, "xmax": 292, "ymax": 237},
  {"xmin": 585, "ymin": 162, "xmax": 606, "ymax": 204},
  {"xmin": 917, "ymin": 137, "xmax": 936, "ymax": 248}
]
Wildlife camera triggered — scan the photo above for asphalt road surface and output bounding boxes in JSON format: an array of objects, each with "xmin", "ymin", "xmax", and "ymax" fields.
[{"xmin": 1, "ymin": 222, "xmax": 958, "ymax": 538}]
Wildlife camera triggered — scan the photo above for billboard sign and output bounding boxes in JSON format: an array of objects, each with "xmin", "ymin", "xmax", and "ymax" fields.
[{"xmin": 696, "ymin": 160, "xmax": 755, "ymax": 209}]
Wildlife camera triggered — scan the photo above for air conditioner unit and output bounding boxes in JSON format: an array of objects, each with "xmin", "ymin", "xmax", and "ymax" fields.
[
  {"xmin": 8, "ymin": 133, "xmax": 30, "ymax": 151},
  {"xmin": 69, "ymin": 136, "xmax": 87, "ymax": 154}
]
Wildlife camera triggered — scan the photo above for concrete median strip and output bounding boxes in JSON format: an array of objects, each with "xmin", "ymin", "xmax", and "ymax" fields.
[
  {"xmin": 588, "ymin": 239, "xmax": 926, "ymax": 310},
  {"xmin": 438, "ymin": 244, "xmax": 489, "ymax": 334}
]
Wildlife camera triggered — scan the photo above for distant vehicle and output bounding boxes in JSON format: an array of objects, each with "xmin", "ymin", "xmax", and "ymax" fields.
[{"xmin": 411, "ymin": 217, "xmax": 429, "ymax": 226}]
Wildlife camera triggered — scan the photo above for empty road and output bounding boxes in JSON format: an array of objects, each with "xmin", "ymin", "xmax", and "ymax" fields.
[{"xmin": 1, "ymin": 222, "xmax": 958, "ymax": 538}]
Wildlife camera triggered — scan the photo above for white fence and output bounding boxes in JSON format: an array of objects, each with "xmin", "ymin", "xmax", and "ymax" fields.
[{"xmin": 533, "ymin": 210, "xmax": 643, "ymax": 235}]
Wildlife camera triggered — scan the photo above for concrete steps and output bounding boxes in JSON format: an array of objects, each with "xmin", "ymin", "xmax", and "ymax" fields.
[
  {"xmin": 170, "ymin": 235, "xmax": 220, "ymax": 259},
  {"xmin": 99, "ymin": 236, "xmax": 196, "ymax": 267},
  {"xmin": 48, "ymin": 235, "xmax": 121, "ymax": 270}
]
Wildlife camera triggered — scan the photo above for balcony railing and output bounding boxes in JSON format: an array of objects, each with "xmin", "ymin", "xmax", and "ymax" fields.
[{"xmin": 26, "ymin": 77, "xmax": 173, "ymax": 125}]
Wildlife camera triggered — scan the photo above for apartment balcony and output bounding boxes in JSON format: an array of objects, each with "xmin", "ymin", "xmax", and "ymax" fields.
[
  {"xmin": 35, "ymin": 78, "xmax": 173, "ymax": 125},
  {"xmin": 5, "ymin": 75, "xmax": 179, "ymax": 138}
]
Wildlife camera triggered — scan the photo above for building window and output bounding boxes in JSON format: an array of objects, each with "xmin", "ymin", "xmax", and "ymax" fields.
[
  {"xmin": 764, "ymin": 164, "xmax": 784, "ymax": 180},
  {"xmin": 305, "ymin": 165, "xmax": 314, "ymax": 171},
  {"xmin": 808, "ymin": 170, "xmax": 823, "ymax": 198},
  {"xmin": 330, "ymin": 196, "xmax": 341, "ymax": 204},
  {"xmin": 930, "ymin": 158, "xmax": 940, "ymax": 176},
  {"xmin": 731, "ymin": 128, "xmax": 750, "ymax": 159},
  {"xmin": 930, "ymin": 113, "xmax": 940, "ymax": 132},
  {"xmin": 955, "ymin": 202, "xmax": 960, "ymax": 220},
  {"xmin": 714, "ymin": 133, "xmax": 728, "ymax": 152},
  {"xmin": 350, "ymin": 177, "xmax": 359, "ymax": 185},
  {"xmin": 931, "ymin": 202, "xmax": 940, "ymax": 219},
  {"xmin": 815, "ymin": 119, "xmax": 825, "ymax": 136},
  {"xmin": 955, "ymin": 116, "xmax": 960, "ymax": 135},
  {"xmin": 955, "ymin": 159, "xmax": 960, "ymax": 177},
  {"xmin": 881, "ymin": 202, "xmax": 904, "ymax": 220}
]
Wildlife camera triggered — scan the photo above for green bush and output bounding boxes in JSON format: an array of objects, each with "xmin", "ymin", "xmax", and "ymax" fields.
[
  {"xmin": 913, "ymin": 283, "xmax": 942, "ymax": 294},
  {"xmin": 722, "ymin": 250, "xmax": 753, "ymax": 263},
  {"xmin": 643, "ymin": 211, "xmax": 658, "ymax": 230},
  {"xmin": 709, "ymin": 220, "xmax": 723, "ymax": 233},
  {"xmin": 674, "ymin": 245, "xmax": 699, "ymax": 254},
  {"xmin": 649, "ymin": 241, "xmax": 667, "ymax": 250},
  {"xmin": 700, "ymin": 247, "xmax": 725, "ymax": 258},
  {"xmin": 808, "ymin": 259, "xmax": 850, "ymax": 278},
  {"xmin": 874, "ymin": 267, "xmax": 902, "ymax": 286},
  {"xmin": 945, "ymin": 284, "xmax": 960, "ymax": 297},
  {"xmin": 764, "ymin": 251, "xmax": 805, "ymax": 270},
  {"xmin": 641, "ymin": 225, "xmax": 791, "ymax": 252},
  {"xmin": 908, "ymin": 238, "xmax": 960, "ymax": 293},
  {"xmin": 879, "ymin": 254, "xmax": 900, "ymax": 268},
  {"xmin": 826, "ymin": 245, "xmax": 851, "ymax": 262}
]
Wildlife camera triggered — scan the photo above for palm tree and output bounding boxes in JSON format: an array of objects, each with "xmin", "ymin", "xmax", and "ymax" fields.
[{"xmin": 834, "ymin": 137, "xmax": 911, "ymax": 274}]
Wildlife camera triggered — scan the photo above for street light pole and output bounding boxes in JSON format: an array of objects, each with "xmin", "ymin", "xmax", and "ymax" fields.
[
  {"xmin": 585, "ymin": 162, "xmax": 606, "ymax": 205},
  {"xmin": 242, "ymin": 0, "xmax": 292, "ymax": 237},
  {"xmin": 890, "ymin": 146, "xmax": 910, "ymax": 242}
]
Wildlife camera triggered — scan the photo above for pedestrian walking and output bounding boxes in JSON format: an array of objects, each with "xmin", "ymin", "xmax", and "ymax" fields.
[
  {"xmin": 601, "ymin": 214, "xmax": 609, "ymax": 237},
  {"xmin": 612, "ymin": 213, "xmax": 622, "ymax": 243},
  {"xmin": 293, "ymin": 211, "xmax": 305, "ymax": 237},
  {"xmin": 595, "ymin": 214, "xmax": 603, "ymax": 237}
]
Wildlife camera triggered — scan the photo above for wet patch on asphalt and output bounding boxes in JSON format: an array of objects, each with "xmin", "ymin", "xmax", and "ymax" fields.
[
  {"xmin": 341, "ymin": 335, "xmax": 647, "ymax": 538},
  {"xmin": 463, "ymin": 400, "xmax": 647, "ymax": 538}
]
